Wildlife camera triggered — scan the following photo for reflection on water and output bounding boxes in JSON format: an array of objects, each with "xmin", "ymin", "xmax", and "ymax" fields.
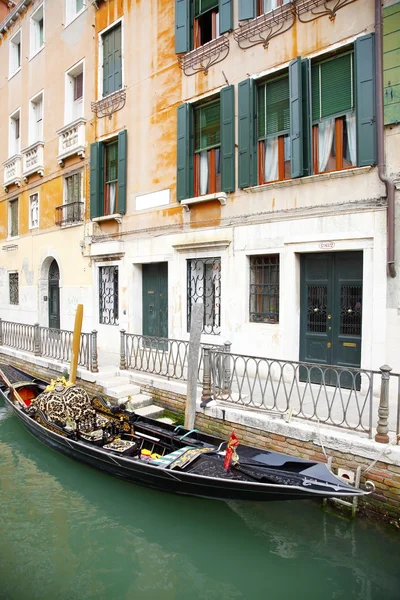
[{"xmin": 0, "ymin": 400, "xmax": 399, "ymax": 600}]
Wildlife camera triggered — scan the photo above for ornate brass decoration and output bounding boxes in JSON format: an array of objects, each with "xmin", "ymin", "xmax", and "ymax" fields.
[
  {"xmin": 178, "ymin": 36, "xmax": 230, "ymax": 76},
  {"xmin": 91, "ymin": 89, "xmax": 126, "ymax": 119},
  {"xmin": 233, "ymin": 3, "xmax": 295, "ymax": 50},
  {"xmin": 296, "ymin": 0, "xmax": 357, "ymax": 22},
  {"xmin": 34, "ymin": 411, "xmax": 68, "ymax": 437}
]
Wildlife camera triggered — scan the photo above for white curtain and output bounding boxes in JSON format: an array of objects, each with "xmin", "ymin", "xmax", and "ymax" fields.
[
  {"xmin": 264, "ymin": 137, "xmax": 278, "ymax": 182},
  {"xmin": 200, "ymin": 151, "xmax": 208, "ymax": 195},
  {"xmin": 346, "ymin": 113, "xmax": 357, "ymax": 166},
  {"xmin": 263, "ymin": 0, "xmax": 277, "ymax": 12},
  {"xmin": 109, "ymin": 182, "xmax": 117, "ymax": 214},
  {"xmin": 318, "ymin": 118, "xmax": 335, "ymax": 173}
]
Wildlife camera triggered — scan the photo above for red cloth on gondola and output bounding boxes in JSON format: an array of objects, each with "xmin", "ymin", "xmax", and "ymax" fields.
[{"xmin": 224, "ymin": 431, "xmax": 239, "ymax": 471}]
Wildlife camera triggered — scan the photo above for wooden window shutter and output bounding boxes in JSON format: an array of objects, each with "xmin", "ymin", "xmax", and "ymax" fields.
[
  {"xmin": 219, "ymin": 0, "xmax": 233, "ymax": 34},
  {"xmin": 289, "ymin": 56, "xmax": 303, "ymax": 179},
  {"xmin": 355, "ymin": 33, "xmax": 377, "ymax": 166},
  {"xmin": 118, "ymin": 130, "xmax": 127, "ymax": 215},
  {"xmin": 90, "ymin": 142, "xmax": 104, "ymax": 219},
  {"xmin": 301, "ymin": 58, "xmax": 313, "ymax": 176},
  {"xmin": 383, "ymin": 2, "xmax": 400, "ymax": 125},
  {"xmin": 177, "ymin": 103, "xmax": 194, "ymax": 201},
  {"xmin": 103, "ymin": 24, "xmax": 122, "ymax": 97},
  {"xmin": 238, "ymin": 0, "xmax": 256, "ymax": 20},
  {"xmin": 238, "ymin": 78, "xmax": 255, "ymax": 188},
  {"xmin": 220, "ymin": 85, "xmax": 235, "ymax": 192},
  {"xmin": 312, "ymin": 53, "xmax": 353, "ymax": 121},
  {"xmin": 175, "ymin": 0, "xmax": 190, "ymax": 54}
]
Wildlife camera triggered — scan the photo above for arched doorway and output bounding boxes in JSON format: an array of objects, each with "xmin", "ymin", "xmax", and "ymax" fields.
[{"xmin": 48, "ymin": 259, "xmax": 60, "ymax": 329}]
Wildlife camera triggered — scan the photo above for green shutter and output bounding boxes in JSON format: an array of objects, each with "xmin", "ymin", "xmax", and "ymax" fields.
[
  {"xmin": 103, "ymin": 24, "xmax": 122, "ymax": 97},
  {"xmin": 258, "ymin": 75, "xmax": 290, "ymax": 139},
  {"xmin": 118, "ymin": 130, "xmax": 127, "ymax": 215},
  {"xmin": 177, "ymin": 103, "xmax": 194, "ymax": 201},
  {"xmin": 195, "ymin": 0, "xmax": 218, "ymax": 15},
  {"xmin": 175, "ymin": 0, "xmax": 190, "ymax": 53},
  {"xmin": 90, "ymin": 142, "xmax": 104, "ymax": 219},
  {"xmin": 383, "ymin": 2, "xmax": 400, "ymax": 125},
  {"xmin": 220, "ymin": 85, "xmax": 235, "ymax": 192},
  {"xmin": 195, "ymin": 99, "xmax": 221, "ymax": 152},
  {"xmin": 238, "ymin": 0, "xmax": 256, "ymax": 20},
  {"xmin": 289, "ymin": 57, "xmax": 303, "ymax": 179},
  {"xmin": 219, "ymin": 0, "xmax": 233, "ymax": 33},
  {"xmin": 301, "ymin": 58, "xmax": 312, "ymax": 176},
  {"xmin": 312, "ymin": 53, "xmax": 353, "ymax": 121},
  {"xmin": 238, "ymin": 78, "xmax": 255, "ymax": 188},
  {"xmin": 355, "ymin": 33, "xmax": 377, "ymax": 166}
]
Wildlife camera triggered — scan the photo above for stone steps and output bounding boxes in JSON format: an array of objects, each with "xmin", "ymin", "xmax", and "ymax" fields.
[{"xmin": 97, "ymin": 371, "xmax": 164, "ymax": 419}]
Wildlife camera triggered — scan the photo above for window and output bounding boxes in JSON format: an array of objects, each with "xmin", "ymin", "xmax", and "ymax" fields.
[
  {"xmin": 8, "ymin": 198, "xmax": 19, "ymax": 238},
  {"xmin": 66, "ymin": 0, "xmax": 85, "ymax": 24},
  {"xmin": 249, "ymin": 255, "xmax": 279, "ymax": 323},
  {"xmin": 65, "ymin": 62, "xmax": 84, "ymax": 123},
  {"xmin": 238, "ymin": 34, "xmax": 377, "ymax": 188},
  {"xmin": 63, "ymin": 172, "xmax": 83, "ymax": 223},
  {"xmin": 194, "ymin": 99, "xmax": 221, "ymax": 195},
  {"xmin": 29, "ymin": 93, "xmax": 43, "ymax": 144},
  {"xmin": 257, "ymin": 74, "xmax": 291, "ymax": 183},
  {"xmin": 187, "ymin": 257, "xmax": 221, "ymax": 334},
  {"xmin": 90, "ymin": 131, "xmax": 127, "ymax": 219},
  {"xmin": 101, "ymin": 23, "xmax": 122, "ymax": 97},
  {"xmin": 29, "ymin": 193, "xmax": 39, "ymax": 229},
  {"xmin": 176, "ymin": 86, "xmax": 235, "ymax": 201},
  {"xmin": 99, "ymin": 266, "xmax": 119, "ymax": 325},
  {"xmin": 30, "ymin": 5, "xmax": 44, "ymax": 57},
  {"xmin": 9, "ymin": 110, "xmax": 21, "ymax": 157},
  {"xmin": 175, "ymin": 0, "xmax": 233, "ymax": 54},
  {"xmin": 9, "ymin": 273, "xmax": 19, "ymax": 305},
  {"xmin": 311, "ymin": 52, "xmax": 356, "ymax": 173},
  {"xmin": 257, "ymin": 0, "xmax": 290, "ymax": 15},
  {"xmin": 194, "ymin": 0, "xmax": 219, "ymax": 48},
  {"xmin": 9, "ymin": 30, "xmax": 21, "ymax": 76}
]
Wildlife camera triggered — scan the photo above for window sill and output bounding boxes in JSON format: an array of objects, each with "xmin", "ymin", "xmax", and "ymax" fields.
[
  {"xmin": 92, "ymin": 213, "xmax": 123, "ymax": 224},
  {"xmin": 64, "ymin": 8, "xmax": 86, "ymax": 28},
  {"xmin": 29, "ymin": 45, "xmax": 44, "ymax": 61},
  {"xmin": 243, "ymin": 166, "xmax": 373, "ymax": 194},
  {"xmin": 181, "ymin": 192, "xmax": 227, "ymax": 212}
]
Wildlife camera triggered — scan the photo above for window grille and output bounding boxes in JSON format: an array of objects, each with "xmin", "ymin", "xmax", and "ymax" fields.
[
  {"xmin": 187, "ymin": 257, "xmax": 221, "ymax": 335},
  {"xmin": 9, "ymin": 272, "xmax": 19, "ymax": 305},
  {"xmin": 99, "ymin": 265, "xmax": 119, "ymax": 325},
  {"xmin": 249, "ymin": 255, "xmax": 279, "ymax": 323}
]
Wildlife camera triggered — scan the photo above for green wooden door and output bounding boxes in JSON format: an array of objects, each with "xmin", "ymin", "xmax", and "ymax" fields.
[
  {"xmin": 300, "ymin": 252, "xmax": 363, "ymax": 387},
  {"xmin": 142, "ymin": 263, "xmax": 168, "ymax": 345},
  {"xmin": 48, "ymin": 259, "xmax": 60, "ymax": 330}
]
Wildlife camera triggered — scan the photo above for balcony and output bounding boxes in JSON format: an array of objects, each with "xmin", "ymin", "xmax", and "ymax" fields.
[
  {"xmin": 22, "ymin": 141, "xmax": 44, "ymax": 181},
  {"xmin": 3, "ymin": 154, "xmax": 22, "ymax": 192},
  {"xmin": 56, "ymin": 118, "xmax": 86, "ymax": 166},
  {"xmin": 55, "ymin": 202, "xmax": 84, "ymax": 226}
]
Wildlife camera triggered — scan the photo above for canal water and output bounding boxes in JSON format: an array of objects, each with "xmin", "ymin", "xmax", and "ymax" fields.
[{"xmin": 0, "ymin": 401, "xmax": 399, "ymax": 600}]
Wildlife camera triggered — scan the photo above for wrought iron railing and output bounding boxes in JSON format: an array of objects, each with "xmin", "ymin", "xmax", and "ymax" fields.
[
  {"xmin": 0, "ymin": 319, "xmax": 98, "ymax": 372},
  {"xmin": 55, "ymin": 202, "xmax": 84, "ymax": 226}
]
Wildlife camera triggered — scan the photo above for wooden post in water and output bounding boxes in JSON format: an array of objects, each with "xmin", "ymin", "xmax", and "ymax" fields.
[
  {"xmin": 185, "ymin": 302, "xmax": 204, "ymax": 430},
  {"xmin": 70, "ymin": 304, "xmax": 83, "ymax": 384}
]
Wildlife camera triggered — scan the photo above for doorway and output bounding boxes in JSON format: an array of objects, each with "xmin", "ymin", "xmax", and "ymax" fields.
[
  {"xmin": 299, "ymin": 252, "xmax": 363, "ymax": 385},
  {"xmin": 142, "ymin": 263, "xmax": 168, "ymax": 342},
  {"xmin": 48, "ymin": 259, "xmax": 60, "ymax": 329}
]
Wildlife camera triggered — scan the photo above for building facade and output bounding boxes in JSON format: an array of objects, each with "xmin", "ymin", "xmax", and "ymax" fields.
[{"xmin": 0, "ymin": 0, "xmax": 399, "ymax": 373}]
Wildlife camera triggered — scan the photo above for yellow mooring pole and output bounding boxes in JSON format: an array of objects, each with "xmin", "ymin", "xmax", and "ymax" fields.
[{"xmin": 69, "ymin": 304, "xmax": 83, "ymax": 384}]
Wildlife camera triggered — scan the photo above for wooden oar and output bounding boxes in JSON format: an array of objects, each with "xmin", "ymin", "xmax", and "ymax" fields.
[
  {"xmin": 69, "ymin": 304, "xmax": 83, "ymax": 384},
  {"xmin": 0, "ymin": 368, "xmax": 27, "ymax": 408}
]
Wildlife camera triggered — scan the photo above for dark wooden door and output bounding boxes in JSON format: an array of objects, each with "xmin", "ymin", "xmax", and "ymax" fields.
[
  {"xmin": 300, "ymin": 252, "xmax": 363, "ymax": 386},
  {"xmin": 48, "ymin": 260, "xmax": 60, "ymax": 329},
  {"xmin": 142, "ymin": 263, "xmax": 168, "ymax": 343}
]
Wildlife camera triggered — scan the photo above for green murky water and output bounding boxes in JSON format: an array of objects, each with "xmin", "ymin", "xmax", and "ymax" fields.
[{"xmin": 0, "ymin": 400, "xmax": 399, "ymax": 600}]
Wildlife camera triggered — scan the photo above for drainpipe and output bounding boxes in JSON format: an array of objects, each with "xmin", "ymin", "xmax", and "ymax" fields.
[{"xmin": 375, "ymin": 0, "xmax": 396, "ymax": 277}]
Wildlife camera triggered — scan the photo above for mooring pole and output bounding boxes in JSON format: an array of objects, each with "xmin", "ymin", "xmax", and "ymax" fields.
[
  {"xmin": 185, "ymin": 302, "xmax": 204, "ymax": 430},
  {"xmin": 70, "ymin": 304, "xmax": 83, "ymax": 384}
]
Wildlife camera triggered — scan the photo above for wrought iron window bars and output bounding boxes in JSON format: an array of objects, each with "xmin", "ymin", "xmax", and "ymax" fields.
[{"xmin": 178, "ymin": 35, "xmax": 229, "ymax": 76}]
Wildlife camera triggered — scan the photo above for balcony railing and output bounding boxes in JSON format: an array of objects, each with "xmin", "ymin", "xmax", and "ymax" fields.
[
  {"xmin": 3, "ymin": 154, "xmax": 22, "ymax": 191},
  {"xmin": 22, "ymin": 141, "xmax": 44, "ymax": 181},
  {"xmin": 55, "ymin": 202, "xmax": 84, "ymax": 226},
  {"xmin": 56, "ymin": 118, "xmax": 86, "ymax": 166}
]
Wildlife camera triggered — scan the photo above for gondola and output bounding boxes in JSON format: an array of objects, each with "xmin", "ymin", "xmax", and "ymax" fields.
[{"xmin": 0, "ymin": 363, "xmax": 374, "ymax": 503}]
